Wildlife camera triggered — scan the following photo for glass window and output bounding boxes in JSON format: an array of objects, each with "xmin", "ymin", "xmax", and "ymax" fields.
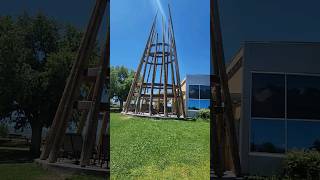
[
  {"xmin": 287, "ymin": 121, "xmax": 320, "ymax": 151},
  {"xmin": 287, "ymin": 75, "xmax": 320, "ymax": 120},
  {"xmin": 189, "ymin": 85, "xmax": 199, "ymax": 99},
  {"xmin": 199, "ymin": 99, "xmax": 210, "ymax": 109},
  {"xmin": 200, "ymin": 85, "xmax": 211, "ymax": 99},
  {"xmin": 188, "ymin": 99, "xmax": 199, "ymax": 110},
  {"xmin": 250, "ymin": 119, "xmax": 285, "ymax": 153},
  {"xmin": 251, "ymin": 73, "xmax": 285, "ymax": 118}
]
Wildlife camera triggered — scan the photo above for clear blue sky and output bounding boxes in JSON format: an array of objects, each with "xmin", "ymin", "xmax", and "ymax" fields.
[
  {"xmin": 110, "ymin": 0, "xmax": 210, "ymax": 79},
  {"xmin": 1, "ymin": 0, "xmax": 320, "ymax": 73},
  {"xmin": 0, "ymin": 0, "xmax": 107, "ymax": 44},
  {"xmin": 220, "ymin": 0, "xmax": 320, "ymax": 60}
]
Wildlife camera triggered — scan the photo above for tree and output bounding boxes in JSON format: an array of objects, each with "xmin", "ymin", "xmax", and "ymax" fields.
[
  {"xmin": 0, "ymin": 13, "xmax": 98, "ymax": 157},
  {"xmin": 110, "ymin": 66, "xmax": 134, "ymax": 110}
]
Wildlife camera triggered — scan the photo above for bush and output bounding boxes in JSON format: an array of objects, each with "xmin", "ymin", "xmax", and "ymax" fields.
[
  {"xmin": 283, "ymin": 150, "xmax": 320, "ymax": 179},
  {"xmin": 0, "ymin": 124, "xmax": 8, "ymax": 137},
  {"xmin": 195, "ymin": 109, "xmax": 210, "ymax": 120}
]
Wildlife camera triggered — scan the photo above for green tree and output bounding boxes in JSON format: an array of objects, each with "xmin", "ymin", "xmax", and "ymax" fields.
[
  {"xmin": 0, "ymin": 13, "xmax": 98, "ymax": 157},
  {"xmin": 110, "ymin": 66, "xmax": 134, "ymax": 110}
]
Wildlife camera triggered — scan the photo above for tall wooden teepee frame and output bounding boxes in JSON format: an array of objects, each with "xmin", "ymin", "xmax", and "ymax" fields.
[
  {"xmin": 123, "ymin": 6, "xmax": 185, "ymax": 118},
  {"xmin": 40, "ymin": 0, "xmax": 110, "ymax": 168}
]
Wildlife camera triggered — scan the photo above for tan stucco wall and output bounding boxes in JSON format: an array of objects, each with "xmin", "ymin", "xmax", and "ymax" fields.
[{"xmin": 228, "ymin": 67, "xmax": 243, "ymax": 94}]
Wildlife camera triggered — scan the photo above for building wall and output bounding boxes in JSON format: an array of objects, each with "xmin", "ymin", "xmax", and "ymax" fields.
[
  {"xmin": 185, "ymin": 74, "xmax": 210, "ymax": 117},
  {"xmin": 240, "ymin": 42, "xmax": 320, "ymax": 175},
  {"xmin": 229, "ymin": 68, "xmax": 243, "ymax": 95}
]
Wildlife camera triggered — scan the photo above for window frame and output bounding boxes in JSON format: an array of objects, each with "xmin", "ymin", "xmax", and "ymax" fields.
[
  {"xmin": 187, "ymin": 84, "xmax": 211, "ymax": 110},
  {"xmin": 249, "ymin": 71, "xmax": 320, "ymax": 155}
]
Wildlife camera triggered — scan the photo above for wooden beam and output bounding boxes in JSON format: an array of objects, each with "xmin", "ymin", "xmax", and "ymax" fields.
[
  {"xmin": 211, "ymin": 0, "xmax": 241, "ymax": 176},
  {"xmin": 41, "ymin": 0, "xmax": 107, "ymax": 161},
  {"xmin": 124, "ymin": 14, "xmax": 158, "ymax": 113},
  {"xmin": 80, "ymin": 1, "xmax": 110, "ymax": 165},
  {"xmin": 168, "ymin": 5, "xmax": 186, "ymax": 118},
  {"xmin": 149, "ymin": 34, "xmax": 159, "ymax": 116},
  {"xmin": 134, "ymin": 29, "xmax": 156, "ymax": 114},
  {"xmin": 162, "ymin": 17, "xmax": 168, "ymax": 117}
]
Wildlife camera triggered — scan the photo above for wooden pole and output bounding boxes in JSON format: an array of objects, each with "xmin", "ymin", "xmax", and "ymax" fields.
[
  {"xmin": 169, "ymin": 46, "xmax": 179, "ymax": 117},
  {"xmin": 80, "ymin": 2, "xmax": 110, "ymax": 164},
  {"xmin": 79, "ymin": 41, "xmax": 108, "ymax": 166},
  {"xmin": 157, "ymin": 51, "xmax": 163, "ymax": 113},
  {"xmin": 135, "ymin": 30, "xmax": 156, "ymax": 114},
  {"xmin": 162, "ymin": 17, "xmax": 168, "ymax": 117},
  {"xmin": 124, "ymin": 15, "xmax": 157, "ymax": 113},
  {"xmin": 97, "ymin": 111, "xmax": 108, "ymax": 158},
  {"xmin": 168, "ymin": 24, "xmax": 178, "ymax": 117},
  {"xmin": 168, "ymin": 5, "xmax": 185, "ymax": 118},
  {"xmin": 211, "ymin": 74, "xmax": 224, "ymax": 177},
  {"xmin": 211, "ymin": 0, "xmax": 241, "ymax": 176},
  {"xmin": 149, "ymin": 34, "xmax": 159, "ymax": 116},
  {"xmin": 41, "ymin": 0, "xmax": 106, "ymax": 161}
]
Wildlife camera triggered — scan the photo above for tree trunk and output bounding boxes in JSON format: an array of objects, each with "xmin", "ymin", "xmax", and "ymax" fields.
[
  {"xmin": 119, "ymin": 99, "xmax": 124, "ymax": 111},
  {"xmin": 30, "ymin": 119, "xmax": 43, "ymax": 158}
]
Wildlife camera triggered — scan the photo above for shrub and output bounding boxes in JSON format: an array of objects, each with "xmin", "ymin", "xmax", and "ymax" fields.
[
  {"xmin": 0, "ymin": 124, "xmax": 8, "ymax": 137},
  {"xmin": 283, "ymin": 150, "xmax": 320, "ymax": 179},
  {"xmin": 195, "ymin": 109, "xmax": 210, "ymax": 120}
]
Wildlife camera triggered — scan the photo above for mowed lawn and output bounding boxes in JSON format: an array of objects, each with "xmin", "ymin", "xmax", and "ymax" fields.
[{"xmin": 110, "ymin": 113, "xmax": 210, "ymax": 179}]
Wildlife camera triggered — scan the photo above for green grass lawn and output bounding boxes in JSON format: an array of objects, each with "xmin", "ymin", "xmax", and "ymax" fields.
[
  {"xmin": 110, "ymin": 113, "xmax": 210, "ymax": 179},
  {"xmin": 0, "ymin": 163, "xmax": 104, "ymax": 180},
  {"xmin": 0, "ymin": 148, "xmax": 104, "ymax": 180}
]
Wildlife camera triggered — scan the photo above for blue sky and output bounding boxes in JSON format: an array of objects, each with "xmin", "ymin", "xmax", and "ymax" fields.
[
  {"xmin": 1, "ymin": 0, "xmax": 320, "ymax": 74},
  {"xmin": 0, "ymin": 0, "xmax": 107, "ymax": 45},
  {"xmin": 220, "ymin": 0, "xmax": 320, "ymax": 60},
  {"xmin": 110, "ymin": 0, "xmax": 210, "ymax": 79}
]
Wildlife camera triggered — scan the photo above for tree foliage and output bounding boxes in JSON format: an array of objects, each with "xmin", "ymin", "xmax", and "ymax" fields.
[
  {"xmin": 0, "ymin": 13, "xmax": 99, "ymax": 157},
  {"xmin": 110, "ymin": 66, "xmax": 134, "ymax": 110}
]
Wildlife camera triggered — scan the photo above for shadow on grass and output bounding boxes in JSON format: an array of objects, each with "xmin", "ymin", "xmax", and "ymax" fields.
[{"xmin": 0, "ymin": 149, "xmax": 33, "ymax": 164}]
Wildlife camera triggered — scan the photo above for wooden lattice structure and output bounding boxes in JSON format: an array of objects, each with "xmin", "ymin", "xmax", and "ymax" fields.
[
  {"xmin": 210, "ymin": 0, "xmax": 242, "ymax": 177},
  {"xmin": 40, "ymin": 0, "xmax": 110, "ymax": 168},
  {"xmin": 123, "ymin": 6, "xmax": 185, "ymax": 118}
]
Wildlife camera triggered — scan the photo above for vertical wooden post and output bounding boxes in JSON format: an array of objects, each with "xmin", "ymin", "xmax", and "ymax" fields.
[
  {"xmin": 157, "ymin": 53, "xmax": 163, "ymax": 113},
  {"xmin": 168, "ymin": 5, "xmax": 185, "ymax": 118},
  {"xmin": 149, "ymin": 34, "xmax": 159, "ymax": 116},
  {"xmin": 97, "ymin": 111, "xmax": 108, "ymax": 157},
  {"xmin": 162, "ymin": 17, "xmax": 168, "ymax": 117},
  {"xmin": 169, "ymin": 45, "xmax": 178, "ymax": 116}
]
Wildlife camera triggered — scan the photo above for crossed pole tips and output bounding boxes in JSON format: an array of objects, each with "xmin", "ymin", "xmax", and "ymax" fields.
[
  {"xmin": 123, "ymin": 5, "xmax": 185, "ymax": 119},
  {"xmin": 40, "ymin": 0, "xmax": 110, "ymax": 168}
]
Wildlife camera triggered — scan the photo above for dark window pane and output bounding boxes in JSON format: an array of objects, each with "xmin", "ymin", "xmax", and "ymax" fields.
[
  {"xmin": 188, "ymin": 99, "xmax": 199, "ymax": 110},
  {"xmin": 287, "ymin": 75, "xmax": 320, "ymax": 120},
  {"xmin": 288, "ymin": 121, "xmax": 320, "ymax": 151},
  {"xmin": 189, "ymin": 85, "xmax": 199, "ymax": 99},
  {"xmin": 250, "ymin": 119, "xmax": 285, "ymax": 153},
  {"xmin": 199, "ymin": 100, "xmax": 210, "ymax": 109},
  {"xmin": 251, "ymin": 73, "xmax": 285, "ymax": 118},
  {"xmin": 200, "ymin": 85, "xmax": 211, "ymax": 99}
]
